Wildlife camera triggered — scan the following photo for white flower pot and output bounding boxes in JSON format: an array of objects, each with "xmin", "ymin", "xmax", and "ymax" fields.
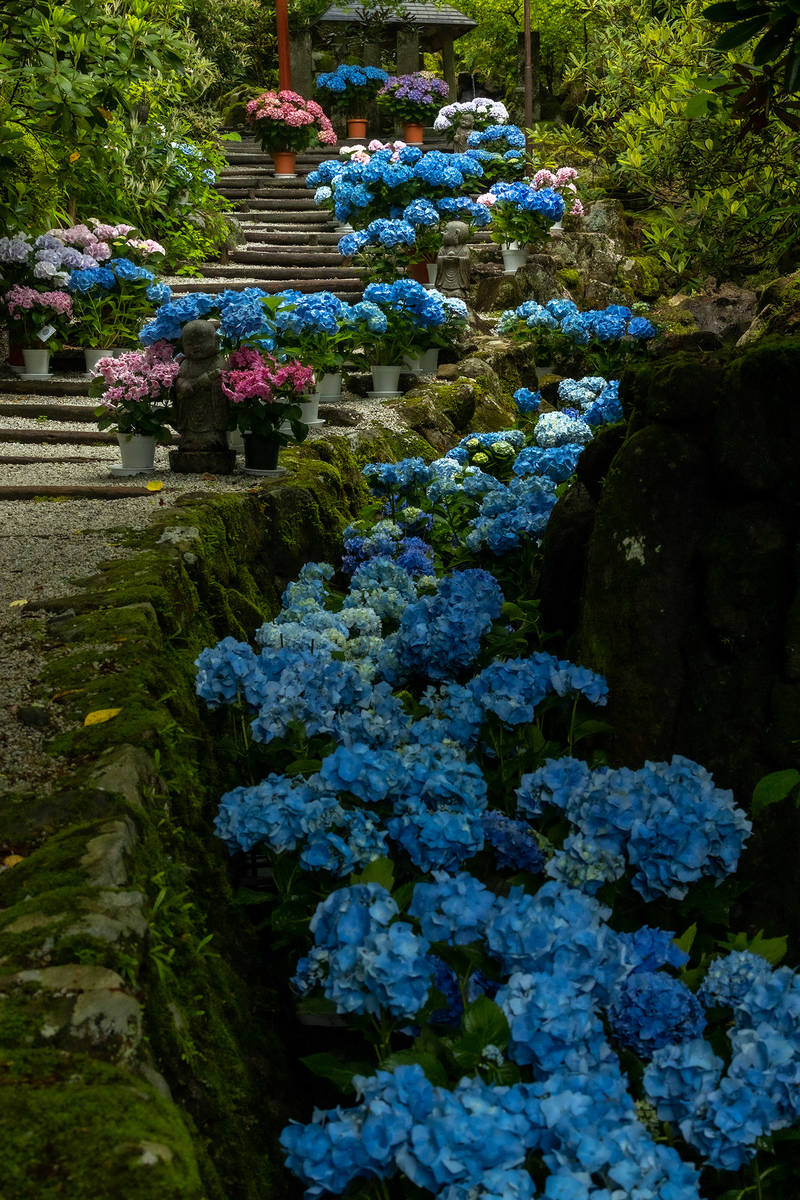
[
  {"xmin": 84, "ymin": 348, "xmax": 113, "ymax": 373},
  {"xmin": 427, "ymin": 262, "xmax": 439, "ymax": 286},
  {"xmin": 420, "ymin": 348, "xmax": 439, "ymax": 372},
  {"xmin": 117, "ymin": 432, "xmax": 156, "ymax": 469},
  {"xmin": 370, "ymin": 364, "xmax": 403, "ymax": 393},
  {"xmin": 501, "ymin": 243, "xmax": 529, "ymax": 274},
  {"xmin": 404, "ymin": 353, "xmax": 422, "ymax": 374},
  {"xmin": 535, "ymin": 363, "xmax": 554, "ymax": 381},
  {"xmin": 299, "ymin": 396, "xmax": 319, "ymax": 423},
  {"xmin": 227, "ymin": 428, "xmax": 245, "ymax": 453},
  {"xmin": 550, "ymin": 217, "xmax": 564, "ymax": 232},
  {"xmin": 315, "ymin": 372, "xmax": 342, "ymax": 399},
  {"xmin": 22, "ymin": 348, "xmax": 50, "ymax": 375}
]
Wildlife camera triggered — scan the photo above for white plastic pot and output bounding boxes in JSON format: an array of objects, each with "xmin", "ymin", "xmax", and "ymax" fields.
[
  {"xmin": 420, "ymin": 348, "xmax": 439, "ymax": 373},
  {"xmin": 22, "ymin": 348, "xmax": 50, "ymax": 375},
  {"xmin": 404, "ymin": 353, "xmax": 422, "ymax": 374},
  {"xmin": 501, "ymin": 242, "xmax": 529, "ymax": 274},
  {"xmin": 427, "ymin": 262, "xmax": 439, "ymax": 286},
  {"xmin": 299, "ymin": 396, "xmax": 319, "ymax": 423},
  {"xmin": 116, "ymin": 432, "xmax": 156, "ymax": 469},
  {"xmin": 315, "ymin": 372, "xmax": 342, "ymax": 399},
  {"xmin": 370, "ymin": 364, "xmax": 403, "ymax": 393}
]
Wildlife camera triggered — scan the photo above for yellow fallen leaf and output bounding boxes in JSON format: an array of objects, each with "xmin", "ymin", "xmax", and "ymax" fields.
[
  {"xmin": 2, "ymin": 855, "xmax": 24, "ymax": 868},
  {"xmin": 9, "ymin": 599, "xmax": 27, "ymax": 608},
  {"xmin": 69, "ymin": 151, "xmax": 80, "ymax": 163},
  {"xmin": 146, "ymin": 481, "xmax": 163, "ymax": 492},
  {"xmin": 84, "ymin": 708, "xmax": 122, "ymax": 726}
]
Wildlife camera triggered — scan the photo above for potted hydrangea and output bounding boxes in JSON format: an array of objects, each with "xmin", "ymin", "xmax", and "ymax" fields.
[
  {"xmin": 478, "ymin": 181, "xmax": 565, "ymax": 273},
  {"xmin": 245, "ymin": 90, "xmax": 338, "ymax": 177},
  {"xmin": 377, "ymin": 73, "xmax": 450, "ymax": 143},
  {"xmin": 88, "ymin": 340, "xmax": 179, "ymax": 472},
  {"xmin": 3, "ymin": 286, "xmax": 73, "ymax": 376},
  {"xmin": 315, "ymin": 64, "xmax": 389, "ymax": 139},
  {"xmin": 433, "ymin": 98, "xmax": 510, "ymax": 142},
  {"xmin": 346, "ymin": 279, "xmax": 447, "ymax": 395},
  {"xmin": 221, "ymin": 348, "xmax": 313, "ymax": 472}
]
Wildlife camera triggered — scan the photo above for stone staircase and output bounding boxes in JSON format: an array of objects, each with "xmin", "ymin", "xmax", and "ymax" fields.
[
  {"xmin": 0, "ymin": 132, "xmax": 471, "ymax": 498},
  {"xmin": 169, "ymin": 133, "xmax": 459, "ymax": 299}
]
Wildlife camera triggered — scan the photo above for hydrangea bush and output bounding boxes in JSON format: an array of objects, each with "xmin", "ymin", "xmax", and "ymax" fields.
[
  {"xmin": 497, "ymin": 297, "xmax": 658, "ymax": 373},
  {"xmin": 193, "ymin": 354, "xmax": 796, "ymax": 1197}
]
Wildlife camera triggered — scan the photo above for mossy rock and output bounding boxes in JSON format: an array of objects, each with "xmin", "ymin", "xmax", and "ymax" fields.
[
  {"xmin": 737, "ymin": 271, "xmax": 800, "ymax": 348},
  {"xmin": 0, "ymin": 1051, "xmax": 204, "ymax": 1200},
  {"xmin": 620, "ymin": 353, "xmax": 724, "ymax": 424}
]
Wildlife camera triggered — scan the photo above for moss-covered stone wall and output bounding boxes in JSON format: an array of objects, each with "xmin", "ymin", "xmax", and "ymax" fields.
[
  {"xmin": 0, "ymin": 434, "xmax": 404, "ymax": 1198},
  {"xmin": 539, "ymin": 336, "xmax": 800, "ymax": 948}
]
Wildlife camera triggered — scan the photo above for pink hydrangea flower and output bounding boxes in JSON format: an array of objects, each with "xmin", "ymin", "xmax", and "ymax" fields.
[
  {"xmin": 475, "ymin": 193, "xmax": 496, "ymax": 207},
  {"xmin": 125, "ymin": 238, "xmax": 166, "ymax": 257},
  {"xmin": 222, "ymin": 349, "xmax": 314, "ymax": 406},
  {"xmin": 92, "ymin": 340, "xmax": 180, "ymax": 405},
  {"xmin": 569, "ymin": 199, "xmax": 584, "ymax": 217},
  {"xmin": 6, "ymin": 285, "xmax": 73, "ymax": 318}
]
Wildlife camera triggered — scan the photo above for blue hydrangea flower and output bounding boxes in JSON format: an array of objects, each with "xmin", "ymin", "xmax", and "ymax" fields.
[
  {"xmin": 609, "ymin": 972, "xmax": 706, "ymax": 1058},
  {"xmin": 409, "ymin": 871, "xmax": 496, "ymax": 944}
]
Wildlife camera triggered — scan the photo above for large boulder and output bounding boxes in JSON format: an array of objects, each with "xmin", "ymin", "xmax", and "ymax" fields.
[
  {"xmin": 665, "ymin": 280, "xmax": 757, "ymax": 344},
  {"xmin": 737, "ymin": 270, "xmax": 800, "ymax": 348}
]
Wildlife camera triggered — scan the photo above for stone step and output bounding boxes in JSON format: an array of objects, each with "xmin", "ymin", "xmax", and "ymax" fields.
[
  {"xmin": 0, "ymin": 402, "xmax": 96, "ymax": 421},
  {"xmin": 0, "ymin": 454, "xmax": 110, "ymax": 465},
  {"xmin": 198, "ymin": 265, "xmax": 356, "ymax": 283},
  {"xmin": 231, "ymin": 195, "xmax": 321, "ymax": 209},
  {"xmin": 168, "ymin": 278, "xmax": 362, "ymax": 296},
  {"xmin": 242, "ymin": 230, "xmax": 342, "ymax": 246},
  {"xmin": 230, "ymin": 249, "xmax": 346, "ymax": 266},
  {"xmin": 1, "ymin": 377, "xmax": 92, "ymax": 396},
  {"xmin": 237, "ymin": 203, "xmax": 331, "ymax": 220},
  {"xmin": 0, "ymin": 484, "xmax": 169, "ymax": 500},
  {"xmin": 1, "ymin": 428, "xmax": 144, "ymax": 445}
]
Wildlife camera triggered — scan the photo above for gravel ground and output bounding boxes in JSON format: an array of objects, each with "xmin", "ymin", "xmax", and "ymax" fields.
[
  {"xmin": 0, "ymin": 382, "xmax": 415, "ymax": 797},
  {"xmin": 0, "ymin": 501, "xmax": 155, "ymax": 800}
]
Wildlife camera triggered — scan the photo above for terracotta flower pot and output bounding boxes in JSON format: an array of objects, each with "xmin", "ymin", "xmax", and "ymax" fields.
[
  {"xmin": 272, "ymin": 151, "xmax": 297, "ymax": 177},
  {"xmin": 347, "ymin": 119, "xmax": 367, "ymax": 138},
  {"xmin": 402, "ymin": 122, "xmax": 424, "ymax": 144}
]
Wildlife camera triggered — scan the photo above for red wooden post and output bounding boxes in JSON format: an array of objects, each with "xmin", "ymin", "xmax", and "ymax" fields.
[
  {"xmin": 523, "ymin": 0, "xmax": 533, "ymax": 152},
  {"xmin": 276, "ymin": 0, "xmax": 292, "ymax": 91}
]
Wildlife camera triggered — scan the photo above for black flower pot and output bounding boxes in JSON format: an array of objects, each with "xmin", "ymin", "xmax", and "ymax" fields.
[{"xmin": 243, "ymin": 433, "xmax": 280, "ymax": 470}]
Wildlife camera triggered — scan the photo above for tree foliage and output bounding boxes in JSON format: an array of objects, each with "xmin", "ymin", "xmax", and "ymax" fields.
[
  {"xmin": 532, "ymin": 0, "xmax": 800, "ymax": 281},
  {"xmin": 455, "ymin": 0, "xmax": 585, "ymax": 101}
]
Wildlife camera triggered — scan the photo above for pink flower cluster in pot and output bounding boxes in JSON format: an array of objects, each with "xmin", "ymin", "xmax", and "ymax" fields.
[
  {"xmin": 246, "ymin": 90, "xmax": 337, "ymax": 154},
  {"xmin": 6, "ymin": 286, "xmax": 73, "ymax": 319},
  {"xmin": 91, "ymin": 340, "xmax": 180, "ymax": 408},
  {"xmin": 532, "ymin": 167, "xmax": 584, "ymax": 216},
  {"xmin": 221, "ymin": 347, "xmax": 314, "ymax": 406}
]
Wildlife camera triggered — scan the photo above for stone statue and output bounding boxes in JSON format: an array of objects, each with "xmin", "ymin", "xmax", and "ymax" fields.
[
  {"xmin": 435, "ymin": 220, "xmax": 471, "ymax": 299},
  {"xmin": 451, "ymin": 112, "xmax": 475, "ymax": 155},
  {"xmin": 169, "ymin": 319, "xmax": 236, "ymax": 475}
]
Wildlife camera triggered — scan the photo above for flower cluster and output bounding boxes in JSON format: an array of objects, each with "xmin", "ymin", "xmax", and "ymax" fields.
[
  {"xmin": 192, "ymin": 369, "xmax": 784, "ymax": 1198},
  {"xmin": 246, "ymin": 90, "xmax": 337, "ymax": 154},
  {"xmin": 221, "ymin": 346, "xmax": 313, "ymax": 407},
  {"xmin": 480, "ymin": 181, "xmax": 565, "ymax": 246},
  {"xmin": 315, "ymin": 64, "xmax": 389, "ymax": 117},
  {"xmin": 433, "ymin": 98, "xmax": 510, "ymax": 132},
  {"xmin": 467, "ymin": 124, "xmax": 526, "ymax": 150},
  {"xmin": 377, "ymin": 73, "xmax": 450, "ymax": 123},
  {"xmin": 518, "ymin": 754, "xmax": 751, "ymax": 902},
  {"xmin": 294, "ymin": 884, "xmax": 433, "ymax": 1016}
]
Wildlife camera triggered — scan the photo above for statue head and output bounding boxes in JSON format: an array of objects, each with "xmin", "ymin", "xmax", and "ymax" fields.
[
  {"xmin": 181, "ymin": 319, "xmax": 220, "ymax": 359},
  {"xmin": 461, "ymin": 113, "xmax": 475, "ymax": 130},
  {"xmin": 442, "ymin": 219, "xmax": 470, "ymax": 247}
]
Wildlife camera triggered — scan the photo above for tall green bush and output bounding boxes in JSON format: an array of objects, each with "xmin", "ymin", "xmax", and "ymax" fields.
[{"xmin": 533, "ymin": 0, "xmax": 800, "ymax": 281}]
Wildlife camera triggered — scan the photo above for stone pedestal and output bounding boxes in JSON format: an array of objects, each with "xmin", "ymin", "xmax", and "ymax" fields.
[{"xmin": 169, "ymin": 449, "xmax": 237, "ymax": 475}]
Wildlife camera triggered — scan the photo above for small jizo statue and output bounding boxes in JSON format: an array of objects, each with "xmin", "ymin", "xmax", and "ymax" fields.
[
  {"xmin": 169, "ymin": 319, "xmax": 236, "ymax": 475},
  {"xmin": 451, "ymin": 112, "xmax": 475, "ymax": 156},
  {"xmin": 435, "ymin": 220, "xmax": 471, "ymax": 299}
]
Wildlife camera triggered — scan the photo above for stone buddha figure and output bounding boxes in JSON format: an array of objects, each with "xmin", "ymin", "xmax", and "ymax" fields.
[
  {"xmin": 452, "ymin": 112, "xmax": 475, "ymax": 155},
  {"xmin": 169, "ymin": 318, "xmax": 236, "ymax": 475},
  {"xmin": 435, "ymin": 220, "xmax": 471, "ymax": 299}
]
